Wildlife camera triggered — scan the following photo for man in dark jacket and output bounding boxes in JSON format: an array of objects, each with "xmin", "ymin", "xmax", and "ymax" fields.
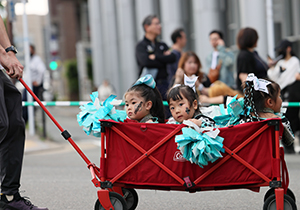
[{"xmin": 136, "ymin": 15, "xmax": 176, "ymax": 102}]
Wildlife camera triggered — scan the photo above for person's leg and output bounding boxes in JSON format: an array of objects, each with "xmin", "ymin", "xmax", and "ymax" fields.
[
  {"xmin": 0, "ymin": 72, "xmax": 48, "ymax": 210},
  {"xmin": 283, "ymin": 81, "xmax": 300, "ymax": 153},
  {"xmin": 0, "ymin": 71, "xmax": 25, "ymax": 196},
  {"xmin": 22, "ymin": 88, "xmax": 28, "ymax": 124}
]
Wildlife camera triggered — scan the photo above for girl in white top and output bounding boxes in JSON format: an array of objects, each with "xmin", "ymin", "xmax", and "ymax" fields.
[{"xmin": 268, "ymin": 40, "xmax": 300, "ymax": 91}]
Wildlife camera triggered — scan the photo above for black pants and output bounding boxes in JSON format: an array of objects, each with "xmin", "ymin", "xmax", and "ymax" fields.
[
  {"xmin": 22, "ymin": 84, "xmax": 43, "ymax": 123},
  {"xmin": 282, "ymin": 81, "xmax": 300, "ymax": 152},
  {"xmin": 0, "ymin": 71, "xmax": 25, "ymax": 195}
]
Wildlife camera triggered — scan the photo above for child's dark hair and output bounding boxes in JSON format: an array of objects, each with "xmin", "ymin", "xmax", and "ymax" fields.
[
  {"xmin": 167, "ymin": 85, "xmax": 200, "ymax": 114},
  {"xmin": 126, "ymin": 84, "xmax": 165, "ymax": 123},
  {"xmin": 242, "ymin": 78, "xmax": 280, "ymax": 121}
]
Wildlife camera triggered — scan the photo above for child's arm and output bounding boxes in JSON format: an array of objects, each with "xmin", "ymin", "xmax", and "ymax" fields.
[{"xmin": 199, "ymin": 95, "xmax": 224, "ymax": 104}]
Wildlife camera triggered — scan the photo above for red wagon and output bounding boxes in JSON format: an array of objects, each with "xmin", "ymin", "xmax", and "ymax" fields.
[
  {"xmin": 19, "ymin": 79, "xmax": 297, "ymax": 210},
  {"xmin": 88, "ymin": 119, "xmax": 296, "ymax": 210}
]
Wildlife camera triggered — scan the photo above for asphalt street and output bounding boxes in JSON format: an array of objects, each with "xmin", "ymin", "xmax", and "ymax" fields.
[{"xmin": 21, "ymin": 106, "xmax": 300, "ymax": 209}]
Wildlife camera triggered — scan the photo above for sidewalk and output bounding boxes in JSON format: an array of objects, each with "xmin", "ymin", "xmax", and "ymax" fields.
[
  {"xmin": 25, "ymin": 106, "xmax": 99, "ymax": 154},
  {"xmin": 25, "ymin": 130, "xmax": 61, "ymax": 154}
]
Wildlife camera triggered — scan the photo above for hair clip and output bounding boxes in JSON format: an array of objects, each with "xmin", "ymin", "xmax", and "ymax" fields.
[
  {"xmin": 133, "ymin": 74, "xmax": 156, "ymax": 89},
  {"xmin": 245, "ymin": 73, "xmax": 271, "ymax": 94}
]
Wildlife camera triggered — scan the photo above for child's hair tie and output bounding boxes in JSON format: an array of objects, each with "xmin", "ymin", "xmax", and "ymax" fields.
[
  {"xmin": 245, "ymin": 73, "xmax": 271, "ymax": 94},
  {"xmin": 133, "ymin": 74, "xmax": 156, "ymax": 89}
]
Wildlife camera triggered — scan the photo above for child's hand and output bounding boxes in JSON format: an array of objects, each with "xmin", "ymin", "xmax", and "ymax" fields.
[
  {"xmin": 188, "ymin": 119, "xmax": 202, "ymax": 127},
  {"xmin": 174, "ymin": 68, "xmax": 184, "ymax": 84}
]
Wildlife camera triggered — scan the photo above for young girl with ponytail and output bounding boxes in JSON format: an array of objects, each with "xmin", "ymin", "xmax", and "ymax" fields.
[{"xmin": 241, "ymin": 73, "xmax": 294, "ymax": 147}]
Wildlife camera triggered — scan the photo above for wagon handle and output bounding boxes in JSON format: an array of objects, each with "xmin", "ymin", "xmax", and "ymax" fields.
[{"xmin": 19, "ymin": 78, "xmax": 93, "ymax": 166}]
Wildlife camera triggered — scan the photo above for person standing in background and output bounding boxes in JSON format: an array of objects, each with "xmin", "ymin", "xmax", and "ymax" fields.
[
  {"xmin": 268, "ymin": 39, "xmax": 300, "ymax": 154},
  {"xmin": 236, "ymin": 27, "xmax": 269, "ymax": 91},
  {"xmin": 205, "ymin": 30, "xmax": 235, "ymax": 88},
  {"xmin": 166, "ymin": 28, "xmax": 187, "ymax": 86},
  {"xmin": 135, "ymin": 14, "xmax": 176, "ymax": 100},
  {"xmin": 136, "ymin": 15, "xmax": 176, "ymax": 117},
  {"xmin": 22, "ymin": 44, "xmax": 46, "ymax": 123},
  {"xmin": 97, "ymin": 79, "xmax": 115, "ymax": 102}
]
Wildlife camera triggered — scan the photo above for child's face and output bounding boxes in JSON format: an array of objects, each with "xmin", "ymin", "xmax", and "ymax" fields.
[
  {"xmin": 169, "ymin": 96, "xmax": 198, "ymax": 123},
  {"xmin": 184, "ymin": 56, "xmax": 198, "ymax": 76},
  {"xmin": 265, "ymin": 91, "xmax": 282, "ymax": 113},
  {"xmin": 125, "ymin": 91, "xmax": 151, "ymax": 121}
]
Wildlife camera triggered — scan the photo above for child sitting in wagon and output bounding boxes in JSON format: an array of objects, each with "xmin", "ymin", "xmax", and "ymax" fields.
[
  {"xmin": 211, "ymin": 73, "xmax": 294, "ymax": 147},
  {"xmin": 124, "ymin": 74, "xmax": 165, "ymax": 123},
  {"xmin": 166, "ymin": 75, "xmax": 224, "ymax": 167},
  {"xmin": 239, "ymin": 73, "xmax": 294, "ymax": 146}
]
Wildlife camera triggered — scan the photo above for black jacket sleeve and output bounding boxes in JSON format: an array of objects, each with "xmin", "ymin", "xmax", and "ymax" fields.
[
  {"xmin": 135, "ymin": 42, "xmax": 165, "ymax": 69},
  {"xmin": 155, "ymin": 43, "xmax": 176, "ymax": 63}
]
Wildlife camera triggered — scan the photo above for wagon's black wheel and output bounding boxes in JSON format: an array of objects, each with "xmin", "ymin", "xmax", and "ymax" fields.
[
  {"xmin": 94, "ymin": 192, "xmax": 128, "ymax": 210},
  {"xmin": 263, "ymin": 194, "xmax": 297, "ymax": 210},
  {"xmin": 264, "ymin": 188, "xmax": 296, "ymax": 202},
  {"xmin": 122, "ymin": 188, "xmax": 138, "ymax": 210}
]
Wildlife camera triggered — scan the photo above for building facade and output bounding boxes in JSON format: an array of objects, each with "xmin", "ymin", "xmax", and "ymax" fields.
[
  {"xmin": 87, "ymin": 0, "xmax": 300, "ymax": 97},
  {"xmin": 47, "ymin": 0, "xmax": 300, "ymax": 98}
]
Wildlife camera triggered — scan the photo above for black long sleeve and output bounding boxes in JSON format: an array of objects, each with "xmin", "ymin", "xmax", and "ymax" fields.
[{"xmin": 135, "ymin": 37, "xmax": 176, "ymax": 80}]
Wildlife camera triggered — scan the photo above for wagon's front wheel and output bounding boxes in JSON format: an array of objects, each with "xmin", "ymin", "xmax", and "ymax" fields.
[
  {"xmin": 95, "ymin": 192, "xmax": 128, "ymax": 210},
  {"xmin": 264, "ymin": 188, "xmax": 296, "ymax": 202},
  {"xmin": 263, "ymin": 194, "xmax": 297, "ymax": 210},
  {"xmin": 122, "ymin": 188, "xmax": 138, "ymax": 210}
]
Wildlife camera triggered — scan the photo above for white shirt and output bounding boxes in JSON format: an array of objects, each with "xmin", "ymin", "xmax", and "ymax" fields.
[
  {"xmin": 24, "ymin": 54, "xmax": 46, "ymax": 86},
  {"xmin": 210, "ymin": 51, "xmax": 219, "ymax": 69},
  {"xmin": 268, "ymin": 56, "xmax": 300, "ymax": 90}
]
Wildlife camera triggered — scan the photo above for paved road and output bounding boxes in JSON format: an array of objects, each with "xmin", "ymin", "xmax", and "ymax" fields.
[
  {"xmin": 21, "ymin": 106, "xmax": 300, "ymax": 209},
  {"xmin": 22, "ymin": 145, "xmax": 300, "ymax": 210}
]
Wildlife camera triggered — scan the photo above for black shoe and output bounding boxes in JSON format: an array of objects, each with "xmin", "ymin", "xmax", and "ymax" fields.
[{"xmin": 0, "ymin": 193, "xmax": 48, "ymax": 210}]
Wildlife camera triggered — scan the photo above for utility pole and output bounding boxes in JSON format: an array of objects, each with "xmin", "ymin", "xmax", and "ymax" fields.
[{"xmin": 22, "ymin": 0, "xmax": 35, "ymax": 135}]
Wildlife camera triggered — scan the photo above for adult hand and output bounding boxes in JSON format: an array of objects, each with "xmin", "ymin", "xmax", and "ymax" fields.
[
  {"xmin": 164, "ymin": 50, "xmax": 171, "ymax": 55},
  {"xmin": 0, "ymin": 51, "xmax": 24, "ymax": 79},
  {"xmin": 295, "ymin": 73, "xmax": 300, "ymax": 81},
  {"xmin": 33, "ymin": 81, "xmax": 39, "ymax": 86},
  {"xmin": 267, "ymin": 56, "xmax": 276, "ymax": 67},
  {"xmin": 217, "ymin": 39, "xmax": 225, "ymax": 46},
  {"xmin": 149, "ymin": 54, "xmax": 155, "ymax": 60}
]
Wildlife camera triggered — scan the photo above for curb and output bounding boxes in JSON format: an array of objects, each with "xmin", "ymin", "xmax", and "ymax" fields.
[{"xmin": 24, "ymin": 131, "xmax": 63, "ymax": 154}]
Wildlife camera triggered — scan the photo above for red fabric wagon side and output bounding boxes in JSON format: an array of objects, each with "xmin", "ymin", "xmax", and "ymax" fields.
[{"xmin": 102, "ymin": 119, "xmax": 284, "ymax": 192}]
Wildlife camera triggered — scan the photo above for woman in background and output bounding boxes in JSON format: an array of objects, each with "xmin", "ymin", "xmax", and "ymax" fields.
[{"xmin": 236, "ymin": 27, "xmax": 269, "ymax": 91}]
